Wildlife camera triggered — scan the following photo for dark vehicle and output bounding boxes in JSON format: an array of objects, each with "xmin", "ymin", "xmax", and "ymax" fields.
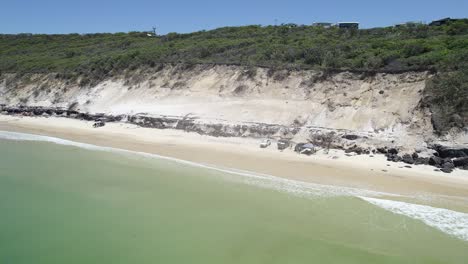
[
  {"xmin": 277, "ymin": 139, "xmax": 290, "ymax": 150},
  {"xmin": 93, "ymin": 121, "xmax": 105, "ymax": 128}
]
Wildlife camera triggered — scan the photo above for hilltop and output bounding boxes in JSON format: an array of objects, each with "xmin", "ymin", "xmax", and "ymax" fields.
[{"xmin": 0, "ymin": 20, "xmax": 467, "ymax": 133}]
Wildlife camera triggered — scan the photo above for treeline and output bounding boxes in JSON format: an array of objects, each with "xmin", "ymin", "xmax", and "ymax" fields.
[
  {"xmin": 1, "ymin": 21, "xmax": 467, "ymax": 75},
  {"xmin": 0, "ymin": 20, "xmax": 467, "ymax": 133}
]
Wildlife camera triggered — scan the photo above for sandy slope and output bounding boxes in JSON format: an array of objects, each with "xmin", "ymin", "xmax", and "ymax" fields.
[
  {"xmin": 1, "ymin": 65, "xmax": 444, "ymax": 151},
  {"xmin": 1, "ymin": 115, "xmax": 467, "ymax": 212}
]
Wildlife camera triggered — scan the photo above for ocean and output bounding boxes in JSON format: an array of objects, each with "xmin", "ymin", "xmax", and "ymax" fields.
[{"xmin": 1, "ymin": 131, "xmax": 467, "ymax": 263}]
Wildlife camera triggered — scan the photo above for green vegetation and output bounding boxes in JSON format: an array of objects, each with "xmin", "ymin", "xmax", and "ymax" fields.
[
  {"xmin": 424, "ymin": 55, "xmax": 468, "ymax": 134},
  {"xmin": 0, "ymin": 20, "xmax": 467, "ymax": 133},
  {"xmin": 1, "ymin": 21, "xmax": 467, "ymax": 75}
]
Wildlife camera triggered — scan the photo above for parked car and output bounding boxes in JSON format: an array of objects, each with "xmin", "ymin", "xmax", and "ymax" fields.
[
  {"xmin": 277, "ymin": 139, "xmax": 290, "ymax": 150},
  {"xmin": 93, "ymin": 121, "xmax": 105, "ymax": 128},
  {"xmin": 298, "ymin": 143, "xmax": 316, "ymax": 155},
  {"xmin": 260, "ymin": 139, "xmax": 271, "ymax": 148}
]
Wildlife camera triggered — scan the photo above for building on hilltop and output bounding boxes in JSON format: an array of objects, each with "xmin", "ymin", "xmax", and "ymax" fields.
[
  {"xmin": 312, "ymin": 22, "xmax": 333, "ymax": 28},
  {"xmin": 336, "ymin": 22, "xmax": 359, "ymax": 29},
  {"xmin": 429, "ymin": 17, "xmax": 459, "ymax": 26}
]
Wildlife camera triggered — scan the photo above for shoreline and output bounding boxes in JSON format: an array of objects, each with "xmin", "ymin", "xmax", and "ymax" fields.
[{"xmin": 1, "ymin": 115, "xmax": 468, "ymax": 211}]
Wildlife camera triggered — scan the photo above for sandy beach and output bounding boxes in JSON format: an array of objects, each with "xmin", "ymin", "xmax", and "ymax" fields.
[{"xmin": 1, "ymin": 115, "xmax": 468, "ymax": 211}]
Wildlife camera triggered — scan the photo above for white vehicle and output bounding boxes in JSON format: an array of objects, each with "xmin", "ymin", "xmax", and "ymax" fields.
[{"xmin": 259, "ymin": 139, "xmax": 271, "ymax": 148}]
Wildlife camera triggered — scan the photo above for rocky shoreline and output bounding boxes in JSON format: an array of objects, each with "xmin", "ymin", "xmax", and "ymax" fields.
[
  {"xmin": 0, "ymin": 104, "xmax": 301, "ymax": 138},
  {"xmin": 1, "ymin": 104, "xmax": 467, "ymax": 173}
]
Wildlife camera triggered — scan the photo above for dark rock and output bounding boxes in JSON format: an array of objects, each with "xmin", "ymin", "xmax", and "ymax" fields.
[
  {"xmin": 1, "ymin": 105, "xmax": 305, "ymax": 139},
  {"xmin": 414, "ymin": 157, "xmax": 429, "ymax": 165},
  {"xmin": 429, "ymin": 156, "xmax": 443, "ymax": 167},
  {"xmin": 404, "ymin": 165, "xmax": 412, "ymax": 168},
  {"xmin": 440, "ymin": 167, "xmax": 453, "ymax": 173},
  {"xmin": 432, "ymin": 145, "xmax": 468, "ymax": 158},
  {"xmin": 453, "ymin": 157, "xmax": 468, "ymax": 167},
  {"xmin": 379, "ymin": 90, "xmax": 384, "ymax": 94},
  {"xmin": 377, "ymin": 147, "xmax": 387, "ymax": 154},
  {"xmin": 386, "ymin": 154, "xmax": 402, "ymax": 162},
  {"xmin": 388, "ymin": 148, "xmax": 398, "ymax": 155},
  {"xmin": 342, "ymin": 134, "xmax": 359, "ymax": 140},
  {"xmin": 412, "ymin": 152, "xmax": 419, "ymax": 159},
  {"xmin": 442, "ymin": 161, "xmax": 455, "ymax": 171},
  {"xmin": 402, "ymin": 154, "xmax": 414, "ymax": 164}
]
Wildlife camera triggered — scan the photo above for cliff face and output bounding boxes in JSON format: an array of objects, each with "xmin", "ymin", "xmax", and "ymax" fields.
[{"xmin": 0, "ymin": 64, "xmax": 465, "ymax": 149}]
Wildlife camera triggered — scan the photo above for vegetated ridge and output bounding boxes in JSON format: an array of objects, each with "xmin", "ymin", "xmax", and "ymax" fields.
[{"xmin": 0, "ymin": 20, "xmax": 467, "ymax": 134}]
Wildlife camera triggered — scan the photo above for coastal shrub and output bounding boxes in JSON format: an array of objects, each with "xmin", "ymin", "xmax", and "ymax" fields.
[
  {"xmin": 1, "ymin": 21, "xmax": 467, "ymax": 76},
  {"xmin": 1, "ymin": 21, "xmax": 467, "ymax": 133},
  {"xmin": 424, "ymin": 66, "xmax": 468, "ymax": 133}
]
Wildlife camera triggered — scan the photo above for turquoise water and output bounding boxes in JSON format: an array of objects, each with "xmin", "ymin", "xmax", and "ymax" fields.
[{"xmin": 0, "ymin": 134, "xmax": 468, "ymax": 263}]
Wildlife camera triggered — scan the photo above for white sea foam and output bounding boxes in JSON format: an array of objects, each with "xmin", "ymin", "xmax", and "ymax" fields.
[
  {"xmin": 2, "ymin": 130, "xmax": 468, "ymax": 241},
  {"xmin": 0, "ymin": 131, "xmax": 393, "ymax": 198},
  {"xmin": 360, "ymin": 197, "xmax": 468, "ymax": 241}
]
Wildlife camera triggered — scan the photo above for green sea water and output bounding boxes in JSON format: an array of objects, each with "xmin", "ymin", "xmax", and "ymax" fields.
[{"xmin": 1, "ymin": 136, "xmax": 468, "ymax": 263}]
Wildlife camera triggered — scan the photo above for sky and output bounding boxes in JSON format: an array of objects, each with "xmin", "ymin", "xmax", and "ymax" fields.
[{"xmin": 1, "ymin": 0, "xmax": 467, "ymax": 34}]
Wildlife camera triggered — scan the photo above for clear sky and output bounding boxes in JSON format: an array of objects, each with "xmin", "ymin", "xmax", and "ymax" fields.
[{"xmin": 1, "ymin": 0, "xmax": 467, "ymax": 34}]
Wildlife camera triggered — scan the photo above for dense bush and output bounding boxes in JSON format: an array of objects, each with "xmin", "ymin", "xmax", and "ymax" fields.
[
  {"xmin": 424, "ymin": 65, "xmax": 468, "ymax": 134},
  {"xmin": 1, "ymin": 20, "xmax": 467, "ymax": 133},
  {"xmin": 1, "ymin": 20, "xmax": 467, "ymax": 76}
]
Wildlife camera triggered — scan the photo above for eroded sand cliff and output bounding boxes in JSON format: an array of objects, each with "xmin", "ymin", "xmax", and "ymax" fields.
[{"xmin": 0, "ymin": 64, "xmax": 466, "ymax": 152}]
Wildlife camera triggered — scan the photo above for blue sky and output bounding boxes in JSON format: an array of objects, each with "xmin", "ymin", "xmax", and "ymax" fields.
[{"xmin": 1, "ymin": 0, "xmax": 467, "ymax": 34}]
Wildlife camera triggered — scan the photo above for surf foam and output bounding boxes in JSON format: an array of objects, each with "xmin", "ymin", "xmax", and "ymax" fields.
[
  {"xmin": 361, "ymin": 197, "xmax": 468, "ymax": 242},
  {"xmin": 0, "ymin": 130, "xmax": 393, "ymax": 198},
  {"xmin": 2, "ymin": 130, "xmax": 468, "ymax": 241}
]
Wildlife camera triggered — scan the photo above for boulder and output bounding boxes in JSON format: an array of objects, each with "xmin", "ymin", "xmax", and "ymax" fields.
[
  {"xmin": 402, "ymin": 154, "xmax": 414, "ymax": 164},
  {"xmin": 453, "ymin": 157, "xmax": 468, "ymax": 167},
  {"xmin": 414, "ymin": 157, "xmax": 429, "ymax": 165},
  {"xmin": 386, "ymin": 154, "xmax": 402, "ymax": 162},
  {"xmin": 376, "ymin": 147, "xmax": 387, "ymax": 154},
  {"xmin": 440, "ymin": 167, "xmax": 453, "ymax": 173},
  {"xmin": 429, "ymin": 156, "xmax": 443, "ymax": 167},
  {"xmin": 441, "ymin": 162, "xmax": 455, "ymax": 173},
  {"xmin": 432, "ymin": 145, "xmax": 468, "ymax": 158},
  {"xmin": 388, "ymin": 148, "xmax": 398, "ymax": 155}
]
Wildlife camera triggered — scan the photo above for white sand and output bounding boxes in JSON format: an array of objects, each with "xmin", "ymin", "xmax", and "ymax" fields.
[{"xmin": 1, "ymin": 115, "xmax": 468, "ymax": 211}]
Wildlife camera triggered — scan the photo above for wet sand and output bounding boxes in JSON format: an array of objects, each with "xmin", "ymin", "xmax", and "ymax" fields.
[{"xmin": 1, "ymin": 115, "xmax": 468, "ymax": 211}]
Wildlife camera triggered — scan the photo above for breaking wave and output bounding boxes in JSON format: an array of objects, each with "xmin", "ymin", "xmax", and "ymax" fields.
[{"xmin": 360, "ymin": 197, "xmax": 468, "ymax": 242}]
